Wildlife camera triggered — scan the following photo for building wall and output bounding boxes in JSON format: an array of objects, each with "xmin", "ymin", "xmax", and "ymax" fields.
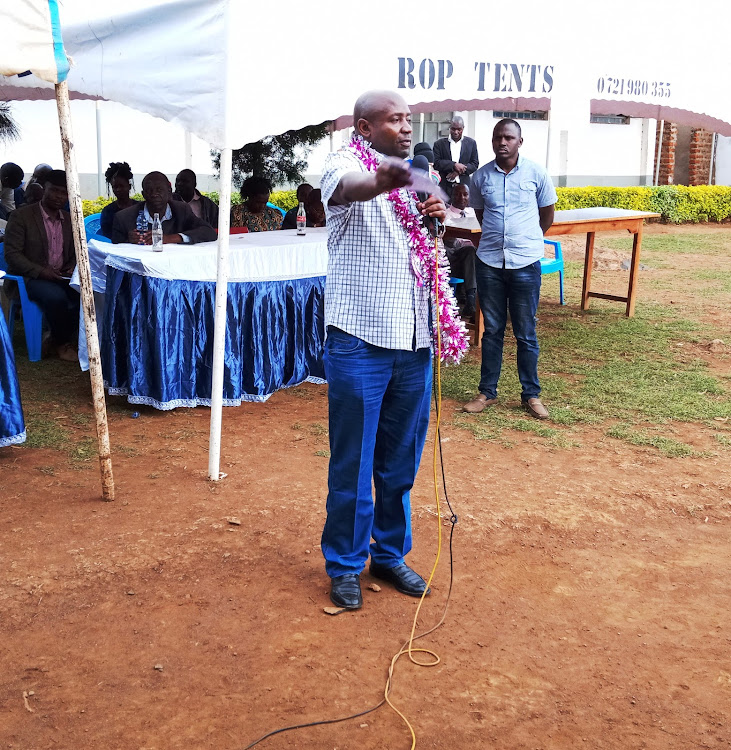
[
  {"xmin": 305, "ymin": 111, "xmax": 655, "ymax": 189},
  {"xmin": 688, "ymin": 129, "xmax": 715, "ymax": 186},
  {"xmin": 714, "ymin": 135, "xmax": 731, "ymax": 185}
]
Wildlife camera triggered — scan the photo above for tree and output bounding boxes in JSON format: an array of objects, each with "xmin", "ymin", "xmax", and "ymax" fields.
[
  {"xmin": 212, "ymin": 122, "xmax": 330, "ymax": 188},
  {"xmin": 0, "ymin": 102, "xmax": 20, "ymax": 143}
]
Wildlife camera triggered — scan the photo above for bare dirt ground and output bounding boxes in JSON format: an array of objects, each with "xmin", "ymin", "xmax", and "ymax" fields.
[{"xmin": 2, "ymin": 224, "xmax": 731, "ymax": 750}]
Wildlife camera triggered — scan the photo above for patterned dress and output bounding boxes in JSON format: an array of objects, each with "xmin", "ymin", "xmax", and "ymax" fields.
[{"xmin": 230, "ymin": 204, "xmax": 283, "ymax": 232}]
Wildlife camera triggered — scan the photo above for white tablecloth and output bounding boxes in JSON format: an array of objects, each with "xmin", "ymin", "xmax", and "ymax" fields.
[
  {"xmin": 70, "ymin": 228, "xmax": 329, "ymax": 371},
  {"xmin": 71, "ymin": 227, "xmax": 329, "ymax": 293}
]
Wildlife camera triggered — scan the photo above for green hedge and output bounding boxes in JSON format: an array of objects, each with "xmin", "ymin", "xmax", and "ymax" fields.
[
  {"xmin": 555, "ymin": 185, "xmax": 731, "ymax": 224},
  {"xmin": 83, "ymin": 185, "xmax": 731, "ymax": 224}
]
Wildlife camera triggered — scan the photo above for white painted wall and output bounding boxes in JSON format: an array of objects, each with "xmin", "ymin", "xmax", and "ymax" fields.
[
  {"xmin": 0, "ymin": 98, "xmax": 664, "ymax": 195},
  {"xmin": 714, "ymin": 135, "xmax": 731, "ymax": 186},
  {"xmin": 305, "ymin": 110, "xmax": 654, "ymax": 189}
]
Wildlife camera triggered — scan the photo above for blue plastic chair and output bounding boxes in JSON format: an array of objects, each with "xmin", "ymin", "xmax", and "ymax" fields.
[
  {"xmin": 84, "ymin": 212, "xmax": 111, "ymax": 243},
  {"xmin": 267, "ymin": 202, "xmax": 286, "ymax": 217},
  {"xmin": 84, "ymin": 213, "xmax": 102, "ymax": 238},
  {"xmin": 0, "ymin": 242, "xmax": 45, "ymax": 362},
  {"xmin": 541, "ymin": 239, "xmax": 565, "ymax": 305}
]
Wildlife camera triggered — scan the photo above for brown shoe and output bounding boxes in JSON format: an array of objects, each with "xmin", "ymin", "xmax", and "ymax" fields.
[
  {"xmin": 56, "ymin": 343, "xmax": 78, "ymax": 363},
  {"xmin": 522, "ymin": 397, "xmax": 549, "ymax": 420},
  {"xmin": 463, "ymin": 394, "xmax": 498, "ymax": 413}
]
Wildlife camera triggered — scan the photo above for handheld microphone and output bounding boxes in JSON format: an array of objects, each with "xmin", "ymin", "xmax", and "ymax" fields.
[{"xmin": 411, "ymin": 153, "xmax": 439, "ymax": 236}]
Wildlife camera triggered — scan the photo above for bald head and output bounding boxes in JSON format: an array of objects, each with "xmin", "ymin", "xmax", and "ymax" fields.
[
  {"xmin": 141, "ymin": 171, "xmax": 172, "ymax": 214},
  {"xmin": 352, "ymin": 90, "xmax": 412, "ymax": 158},
  {"xmin": 142, "ymin": 171, "xmax": 171, "ymax": 190},
  {"xmin": 353, "ymin": 90, "xmax": 408, "ymax": 135}
]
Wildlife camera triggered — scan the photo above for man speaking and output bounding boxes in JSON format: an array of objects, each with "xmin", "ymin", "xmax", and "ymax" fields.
[{"xmin": 320, "ymin": 91, "xmax": 446, "ymax": 611}]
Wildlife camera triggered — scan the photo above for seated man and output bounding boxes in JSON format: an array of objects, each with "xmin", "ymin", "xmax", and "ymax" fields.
[
  {"xmin": 281, "ymin": 183, "xmax": 313, "ymax": 230},
  {"xmin": 112, "ymin": 171, "xmax": 217, "ymax": 245},
  {"xmin": 1, "ymin": 163, "xmax": 25, "ymax": 220},
  {"xmin": 172, "ymin": 169, "xmax": 219, "ymax": 228},
  {"xmin": 4, "ymin": 169, "xmax": 80, "ymax": 362},
  {"xmin": 304, "ymin": 188, "xmax": 326, "ymax": 228},
  {"xmin": 444, "ymin": 183, "xmax": 477, "ymax": 317}
]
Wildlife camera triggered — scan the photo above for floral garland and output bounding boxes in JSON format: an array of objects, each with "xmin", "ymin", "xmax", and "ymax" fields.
[{"xmin": 349, "ymin": 135, "xmax": 469, "ymax": 364}]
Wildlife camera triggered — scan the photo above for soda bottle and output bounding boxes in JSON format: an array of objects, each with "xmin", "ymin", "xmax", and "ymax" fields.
[
  {"xmin": 151, "ymin": 212, "xmax": 163, "ymax": 252},
  {"xmin": 296, "ymin": 202, "xmax": 306, "ymax": 235}
]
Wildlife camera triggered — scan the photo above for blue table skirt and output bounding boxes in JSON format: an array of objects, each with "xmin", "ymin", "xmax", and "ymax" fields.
[
  {"xmin": 0, "ymin": 311, "xmax": 26, "ymax": 446},
  {"xmin": 102, "ymin": 269, "xmax": 326, "ymax": 410}
]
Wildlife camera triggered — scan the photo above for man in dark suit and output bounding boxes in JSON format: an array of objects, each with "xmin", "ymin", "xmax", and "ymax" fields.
[
  {"xmin": 172, "ymin": 169, "xmax": 219, "ymax": 228},
  {"xmin": 4, "ymin": 170, "xmax": 80, "ymax": 361},
  {"xmin": 433, "ymin": 116, "xmax": 479, "ymax": 197},
  {"xmin": 112, "ymin": 171, "xmax": 218, "ymax": 245}
]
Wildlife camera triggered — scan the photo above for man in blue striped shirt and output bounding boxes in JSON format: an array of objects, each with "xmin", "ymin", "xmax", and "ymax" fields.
[{"xmin": 464, "ymin": 119, "xmax": 556, "ymax": 419}]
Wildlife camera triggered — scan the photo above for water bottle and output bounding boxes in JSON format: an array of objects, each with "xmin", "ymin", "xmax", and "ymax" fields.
[
  {"xmin": 151, "ymin": 212, "xmax": 163, "ymax": 252},
  {"xmin": 296, "ymin": 202, "xmax": 306, "ymax": 235},
  {"xmin": 135, "ymin": 211, "xmax": 147, "ymax": 245}
]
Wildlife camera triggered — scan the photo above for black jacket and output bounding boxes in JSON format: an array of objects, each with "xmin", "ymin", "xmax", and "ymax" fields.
[
  {"xmin": 171, "ymin": 190, "xmax": 219, "ymax": 228},
  {"xmin": 433, "ymin": 136, "xmax": 480, "ymax": 190},
  {"xmin": 112, "ymin": 201, "xmax": 217, "ymax": 244}
]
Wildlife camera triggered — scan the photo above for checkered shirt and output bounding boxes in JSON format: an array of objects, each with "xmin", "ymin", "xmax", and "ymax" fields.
[{"xmin": 321, "ymin": 146, "xmax": 431, "ymax": 351}]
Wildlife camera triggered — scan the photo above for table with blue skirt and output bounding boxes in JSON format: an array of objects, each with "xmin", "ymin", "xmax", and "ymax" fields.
[
  {"xmin": 70, "ymin": 228, "xmax": 328, "ymax": 410},
  {"xmin": 0, "ymin": 270, "xmax": 26, "ymax": 446}
]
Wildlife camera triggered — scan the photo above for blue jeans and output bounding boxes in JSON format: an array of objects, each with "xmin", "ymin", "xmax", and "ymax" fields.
[
  {"xmin": 321, "ymin": 328, "xmax": 432, "ymax": 578},
  {"xmin": 475, "ymin": 258, "xmax": 541, "ymax": 401}
]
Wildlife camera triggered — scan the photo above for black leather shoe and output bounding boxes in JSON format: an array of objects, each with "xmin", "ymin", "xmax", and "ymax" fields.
[
  {"xmin": 330, "ymin": 574, "xmax": 362, "ymax": 610},
  {"xmin": 369, "ymin": 562, "xmax": 430, "ymax": 597}
]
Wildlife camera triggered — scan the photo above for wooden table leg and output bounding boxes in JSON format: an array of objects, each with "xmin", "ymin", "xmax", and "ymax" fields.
[
  {"xmin": 626, "ymin": 222, "xmax": 642, "ymax": 317},
  {"xmin": 581, "ymin": 231, "xmax": 595, "ymax": 310}
]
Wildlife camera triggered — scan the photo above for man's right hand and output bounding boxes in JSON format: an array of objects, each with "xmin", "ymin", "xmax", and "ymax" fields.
[
  {"xmin": 333, "ymin": 159, "xmax": 412, "ymax": 205},
  {"xmin": 38, "ymin": 267, "xmax": 64, "ymax": 282},
  {"xmin": 374, "ymin": 158, "xmax": 412, "ymax": 194}
]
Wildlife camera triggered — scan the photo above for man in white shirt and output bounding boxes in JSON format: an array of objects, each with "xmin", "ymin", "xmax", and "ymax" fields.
[
  {"xmin": 444, "ymin": 184, "xmax": 477, "ymax": 317},
  {"xmin": 433, "ymin": 116, "xmax": 479, "ymax": 197}
]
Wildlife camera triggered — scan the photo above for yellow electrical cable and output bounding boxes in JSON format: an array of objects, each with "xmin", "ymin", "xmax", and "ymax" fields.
[
  {"xmin": 243, "ymin": 232, "xmax": 456, "ymax": 750},
  {"xmin": 382, "ymin": 233, "xmax": 447, "ymax": 749}
]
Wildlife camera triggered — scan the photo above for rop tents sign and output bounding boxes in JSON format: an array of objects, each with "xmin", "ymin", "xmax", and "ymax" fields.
[{"xmin": 397, "ymin": 57, "xmax": 555, "ymax": 96}]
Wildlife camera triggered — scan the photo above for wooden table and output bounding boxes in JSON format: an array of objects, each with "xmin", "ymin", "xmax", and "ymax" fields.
[
  {"xmin": 545, "ymin": 208, "xmax": 660, "ymax": 317},
  {"xmin": 444, "ymin": 207, "xmax": 659, "ymax": 345}
]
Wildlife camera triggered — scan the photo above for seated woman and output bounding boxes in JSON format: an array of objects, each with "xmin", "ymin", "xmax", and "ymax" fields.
[
  {"xmin": 99, "ymin": 162, "xmax": 139, "ymax": 239},
  {"xmin": 230, "ymin": 176, "xmax": 283, "ymax": 232}
]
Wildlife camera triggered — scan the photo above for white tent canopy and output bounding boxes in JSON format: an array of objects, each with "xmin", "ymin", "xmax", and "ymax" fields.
[{"xmin": 3, "ymin": 0, "xmax": 731, "ymax": 146}]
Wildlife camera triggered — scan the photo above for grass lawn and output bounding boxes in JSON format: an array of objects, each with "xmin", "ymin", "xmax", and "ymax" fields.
[{"xmin": 441, "ymin": 229, "xmax": 731, "ymax": 457}]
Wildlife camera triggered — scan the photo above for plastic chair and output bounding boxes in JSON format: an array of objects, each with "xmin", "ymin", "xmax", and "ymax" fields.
[
  {"xmin": 0, "ymin": 242, "xmax": 45, "ymax": 362},
  {"xmin": 541, "ymin": 239, "xmax": 565, "ymax": 305},
  {"xmin": 267, "ymin": 202, "xmax": 286, "ymax": 217},
  {"xmin": 83, "ymin": 212, "xmax": 112, "ymax": 244},
  {"xmin": 84, "ymin": 213, "xmax": 102, "ymax": 238},
  {"xmin": 230, "ymin": 226, "xmax": 249, "ymax": 234}
]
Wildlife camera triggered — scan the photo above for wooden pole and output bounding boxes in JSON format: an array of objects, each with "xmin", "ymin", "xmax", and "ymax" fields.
[
  {"xmin": 208, "ymin": 146, "xmax": 232, "ymax": 480},
  {"xmin": 55, "ymin": 81, "xmax": 115, "ymax": 501}
]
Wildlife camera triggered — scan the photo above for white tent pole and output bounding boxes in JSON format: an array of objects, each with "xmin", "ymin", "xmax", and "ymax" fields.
[
  {"xmin": 55, "ymin": 81, "xmax": 115, "ymax": 501},
  {"xmin": 95, "ymin": 101, "xmax": 103, "ymax": 197},
  {"xmin": 208, "ymin": 146, "xmax": 232, "ymax": 480}
]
